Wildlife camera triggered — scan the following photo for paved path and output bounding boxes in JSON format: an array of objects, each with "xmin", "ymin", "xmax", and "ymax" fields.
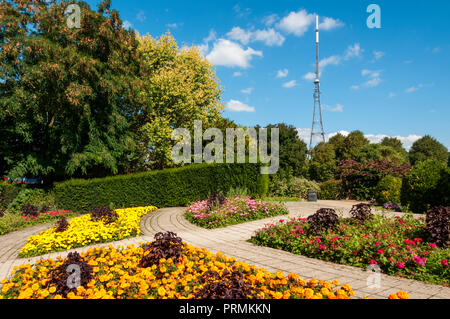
[{"xmin": 0, "ymin": 200, "xmax": 449, "ymax": 299}]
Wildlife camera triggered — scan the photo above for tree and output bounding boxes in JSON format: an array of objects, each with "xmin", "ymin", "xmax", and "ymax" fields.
[
  {"xmin": 135, "ymin": 33, "xmax": 225, "ymax": 170},
  {"xmin": 380, "ymin": 137, "xmax": 408, "ymax": 160},
  {"xmin": 265, "ymin": 124, "xmax": 308, "ymax": 177},
  {"xmin": 329, "ymin": 131, "xmax": 369, "ymax": 162},
  {"xmin": 309, "ymin": 142, "xmax": 336, "ymax": 182},
  {"xmin": 0, "ymin": 0, "xmax": 144, "ymax": 181},
  {"xmin": 357, "ymin": 143, "xmax": 408, "ymax": 164},
  {"xmin": 409, "ymin": 135, "xmax": 448, "ymax": 166}
]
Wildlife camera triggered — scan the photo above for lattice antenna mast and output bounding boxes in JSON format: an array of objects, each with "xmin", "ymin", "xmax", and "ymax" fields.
[{"xmin": 309, "ymin": 14, "xmax": 326, "ymax": 151}]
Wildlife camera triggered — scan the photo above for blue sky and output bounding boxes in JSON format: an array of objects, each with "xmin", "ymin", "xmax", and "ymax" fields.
[{"xmin": 84, "ymin": 0, "xmax": 450, "ymax": 150}]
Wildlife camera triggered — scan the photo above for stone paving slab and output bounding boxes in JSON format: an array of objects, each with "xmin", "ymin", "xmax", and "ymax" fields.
[{"xmin": 0, "ymin": 200, "xmax": 448, "ymax": 300}]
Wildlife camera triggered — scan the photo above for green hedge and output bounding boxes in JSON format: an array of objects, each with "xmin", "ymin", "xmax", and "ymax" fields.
[
  {"xmin": 54, "ymin": 163, "xmax": 269, "ymax": 212},
  {"xmin": 0, "ymin": 182, "xmax": 22, "ymax": 211}
]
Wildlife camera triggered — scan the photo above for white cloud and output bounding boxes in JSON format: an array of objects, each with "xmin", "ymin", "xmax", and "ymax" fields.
[
  {"xmin": 253, "ymin": 28, "xmax": 285, "ymax": 46},
  {"xmin": 136, "ymin": 10, "xmax": 146, "ymax": 22},
  {"xmin": 350, "ymin": 85, "xmax": 360, "ymax": 90},
  {"xmin": 405, "ymin": 84, "xmax": 423, "ymax": 93},
  {"xmin": 226, "ymin": 27, "xmax": 252, "ymax": 45},
  {"xmin": 344, "ymin": 43, "xmax": 363, "ymax": 60},
  {"xmin": 319, "ymin": 17, "xmax": 344, "ymax": 30},
  {"xmin": 303, "ymin": 72, "xmax": 317, "ymax": 81},
  {"xmin": 283, "ymin": 80, "xmax": 298, "ymax": 88},
  {"xmin": 327, "ymin": 104, "xmax": 344, "ymax": 112},
  {"xmin": 241, "ymin": 87, "xmax": 254, "ymax": 94},
  {"xmin": 361, "ymin": 69, "xmax": 383, "ymax": 88},
  {"xmin": 233, "ymin": 4, "xmax": 251, "ymax": 18},
  {"xmin": 276, "ymin": 69, "xmax": 289, "ymax": 78},
  {"xmin": 227, "ymin": 100, "xmax": 255, "ymax": 112},
  {"xmin": 276, "ymin": 9, "xmax": 315, "ymax": 36},
  {"xmin": 166, "ymin": 22, "xmax": 183, "ymax": 29},
  {"xmin": 233, "ymin": 71, "xmax": 243, "ymax": 77},
  {"xmin": 432, "ymin": 47, "xmax": 441, "ymax": 53},
  {"xmin": 373, "ymin": 51, "xmax": 385, "ymax": 60},
  {"xmin": 122, "ymin": 20, "xmax": 132, "ymax": 29},
  {"xmin": 205, "ymin": 39, "xmax": 263, "ymax": 69},
  {"xmin": 204, "ymin": 29, "xmax": 217, "ymax": 43},
  {"xmin": 226, "ymin": 27, "xmax": 285, "ymax": 47},
  {"xmin": 319, "ymin": 55, "xmax": 341, "ymax": 68},
  {"xmin": 297, "ymin": 129, "xmax": 422, "ymax": 150},
  {"xmin": 262, "ymin": 14, "xmax": 279, "ymax": 27},
  {"xmin": 388, "ymin": 92, "xmax": 396, "ymax": 98}
]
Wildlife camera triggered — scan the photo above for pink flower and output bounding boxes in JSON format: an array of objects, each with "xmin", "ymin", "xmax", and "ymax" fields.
[
  {"xmin": 377, "ymin": 249, "xmax": 384, "ymax": 254},
  {"xmin": 442, "ymin": 259, "xmax": 449, "ymax": 267},
  {"xmin": 369, "ymin": 259, "xmax": 378, "ymax": 265},
  {"xmin": 429, "ymin": 243, "xmax": 437, "ymax": 248},
  {"xmin": 397, "ymin": 262, "xmax": 405, "ymax": 269}
]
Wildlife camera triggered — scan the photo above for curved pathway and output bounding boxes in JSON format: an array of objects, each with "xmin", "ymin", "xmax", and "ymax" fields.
[{"xmin": 0, "ymin": 200, "xmax": 449, "ymax": 299}]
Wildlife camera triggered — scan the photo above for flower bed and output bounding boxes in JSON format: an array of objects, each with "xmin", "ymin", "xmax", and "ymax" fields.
[
  {"xmin": 19, "ymin": 206, "xmax": 157, "ymax": 258},
  {"xmin": 0, "ymin": 232, "xmax": 408, "ymax": 299},
  {"xmin": 249, "ymin": 212, "xmax": 450, "ymax": 286},
  {"xmin": 0, "ymin": 210, "xmax": 80, "ymax": 236},
  {"xmin": 185, "ymin": 196, "xmax": 288, "ymax": 229}
]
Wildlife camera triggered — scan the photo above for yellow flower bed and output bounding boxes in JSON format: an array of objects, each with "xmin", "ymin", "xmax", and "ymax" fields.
[
  {"xmin": 1, "ymin": 242, "xmax": 409, "ymax": 300},
  {"xmin": 19, "ymin": 206, "xmax": 157, "ymax": 258}
]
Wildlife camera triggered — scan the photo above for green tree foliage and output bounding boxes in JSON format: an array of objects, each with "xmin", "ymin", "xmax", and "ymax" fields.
[
  {"xmin": 264, "ymin": 124, "xmax": 308, "ymax": 177},
  {"xmin": 135, "ymin": 33, "xmax": 225, "ymax": 170},
  {"xmin": 357, "ymin": 143, "xmax": 407, "ymax": 164},
  {"xmin": 329, "ymin": 131, "xmax": 369, "ymax": 163},
  {"xmin": 309, "ymin": 142, "xmax": 336, "ymax": 182},
  {"xmin": 409, "ymin": 135, "xmax": 448, "ymax": 166},
  {"xmin": 375, "ymin": 175, "xmax": 402, "ymax": 204},
  {"xmin": 0, "ymin": 0, "xmax": 144, "ymax": 181},
  {"xmin": 380, "ymin": 137, "xmax": 408, "ymax": 157},
  {"xmin": 401, "ymin": 159, "xmax": 449, "ymax": 214}
]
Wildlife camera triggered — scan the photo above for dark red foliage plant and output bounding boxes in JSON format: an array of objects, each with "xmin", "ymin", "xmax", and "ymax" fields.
[
  {"xmin": 426, "ymin": 206, "xmax": 450, "ymax": 248},
  {"xmin": 207, "ymin": 191, "xmax": 227, "ymax": 211},
  {"xmin": 193, "ymin": 269, "xmax": 261, "ymax": 299},
  {"xmin": 90, "ymin": 206, "xmax": 118, "ymax": 224},
  {"xmin": 54, "ymin": 217, "xmax": 69, "ymax": 233},
  {"xmin": 349, "ymin": 203, "xmax": 373, "ymax": 224},
  {"xmin": 49, "ymin": 252, "xmax": 93, "ymax": 297},
  {"xmin": 139, "ymin": 232, "xmax": 186, "ymax": 268},
  {"xmin": 21, "ymin": 204, "xmax": 39, "ymax": 217},
  {"xmin": 307, "ymin": 208, "xmax": 340, "ymax": 236}
]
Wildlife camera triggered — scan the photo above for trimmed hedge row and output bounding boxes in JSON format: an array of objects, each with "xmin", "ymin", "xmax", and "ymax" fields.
[{"xmin": 54, "ymin": 163, "xmax": 269, "ymax": 212}]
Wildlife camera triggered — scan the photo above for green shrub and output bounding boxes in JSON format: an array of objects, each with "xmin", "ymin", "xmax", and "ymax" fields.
[
  {"xmin": 401, "ymin": 160, "xmax": 446, "ymax": 214},
  {"xmin": 0, "ymin": 182, "xmax": 22, "ymax": 211},
  {"xmin": 0, "ymin": 213, "xmax": 26, "ymax": 235},
  {"xmin": 318, "ymin": 180, "xmax": 342, "ymax": 200},
  {"xmin": 375, "ymin": 175, "xmax": 402, "ymax": 204},
  {"xmin": 54, "ymin": 163, "xmax": 269, "ymax": 212},
  {"xmin": 7, "ymin": 188, "xmax": 56, "ymax": 213},
  {"xmin": 290, "ymin": 177, "xmax": 320, "ymax": 200}
]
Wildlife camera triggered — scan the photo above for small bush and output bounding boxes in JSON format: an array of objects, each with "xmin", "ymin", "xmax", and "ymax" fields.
[
  {"xmin": 0, "ymin": 182, "xmax": 21, "ymax": 211},
  {"xmin": 7, "ymin": 188, "xmax": 56, "ymax": 213},
  {"xmin": 290, "ymin": 177, "xmax": 320, "ymax": 200},
  {"xmin": 401, "ymin": 160, "xmax": 446, "ymax": 214},
  {"xmin": 194, "ymin": 269, "xmax": 260, "ymax": 299},
  {"xmin": 90, "ymin": 206, "xmax": 118, "ymax": 225},
  {"xmin": 21, "ymin": 204, "xmax": 39, "ymax": 217},
  {"xmin": 49, "ymin": 252, "xmax": 93, "ymax": 297},
  {"xmin": 139, "ymin": 232, "xmax": 186, "ymax": 268},
  {"xmin": 349, "ymin": 203, "xmax": 373, "ymax": 224},
  {"xmin": 426, "ymin": 206, "xmax": 450, "ymax": 248},
  {"xmin": 318, "ymin": 180, "xmax": 342, "ymax": 200},
  {"xmin": 54, "ymin": 217, "xmax": 69, "ymax": 233},
  {"xmin": 206, "ymin": 191, "xmax": 227, "ymax": 211},
  {"xmin": 376, "ymin": 175, "xmax": 402, "ymax": 204},
  {"xmin": 307, "ymin": 208, "xmax": 339, "ymax": 236}
]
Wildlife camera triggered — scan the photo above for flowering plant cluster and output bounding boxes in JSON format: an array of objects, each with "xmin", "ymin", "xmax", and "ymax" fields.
[
  {"xmin": 19, "ymin": 206, "xmax": 157, "ymax": 258},
  {"xmin": 20, "ymin": 210, "xmax": 77, "ymax": 223},
  {"xmin": 0, "ymin": 234, "xmax": 408, "ymax": 299},
  {"xmin": 250, "ymin": 213, "xmax": 450, "ymax": 286},
  {"xmin": 185, "ymin": 196, "xmax": 288, "ymax": 229}
]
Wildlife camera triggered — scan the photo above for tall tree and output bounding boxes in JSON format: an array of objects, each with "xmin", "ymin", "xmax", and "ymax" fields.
[
  {"xmin": 409, "ymin": 135, "xmax": 448, "ymax": 166},
  {"xmin": 0, "ymin": 0, "xmax": 144, "ymax": 181},
  {"xmin": 265, "ymin": 124, "xmax": 308, "ymax": 177},
  {"xmin": 309, "ymin": 142, "xmax": 336, "ymax": 182},
  {"xmin": 136, "ymin": 33, "xmax": 225, "ymax": 170}
]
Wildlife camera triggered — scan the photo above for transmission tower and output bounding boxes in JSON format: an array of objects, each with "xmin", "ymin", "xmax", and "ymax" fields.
[{"xmin": 309, "ymin": 15, "xmax": 326, "ymax": 151}]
